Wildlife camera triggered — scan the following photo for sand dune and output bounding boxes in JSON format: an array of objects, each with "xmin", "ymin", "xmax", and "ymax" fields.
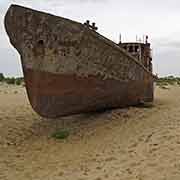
[{"xmin": 1, "ymin": 84, "xmax": 180, "ymax": 180}]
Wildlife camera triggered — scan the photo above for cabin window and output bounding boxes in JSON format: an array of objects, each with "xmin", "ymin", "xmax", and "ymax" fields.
[
  {"xmin": 129, "ymin": 46, "xmax": 133, "ymax": 53},
  {"xmin": 135, "ymin": 46, "xmax": 139, "ymax": 52}
]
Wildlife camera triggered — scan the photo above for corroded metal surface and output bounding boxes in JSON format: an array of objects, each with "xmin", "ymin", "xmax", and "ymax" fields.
[
  {"xmin": 24, "ymin": 68, "xmax": 153, "ymax": 118},
  {"xmin": 4, "ymin": 5, "xmax": 154, "ymax": 118}
]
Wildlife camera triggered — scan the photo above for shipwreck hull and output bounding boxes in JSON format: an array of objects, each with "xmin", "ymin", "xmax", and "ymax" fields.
[
  {"xmin": 24, "ymin": 68, "xmax": 153, "ymax": 118},
  {"xmin": 5, "ymin": 5, "xmax": 154, "ymax": 118}
]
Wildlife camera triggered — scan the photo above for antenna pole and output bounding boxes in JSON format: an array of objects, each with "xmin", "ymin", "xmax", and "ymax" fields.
[
  {"xmin": 145, "ymin": 35, "xmax": 148, "ymax": 44},
  {"xmin": 143, "ymin": 35, "xmax": 145, "ymax": 43},
  {"xmin": 119, "ymin": 33, "xmax": 122, "ymax": 44}
]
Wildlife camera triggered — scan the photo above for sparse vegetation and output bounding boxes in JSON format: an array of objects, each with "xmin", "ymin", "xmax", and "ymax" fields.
[
  {"xmin": 52, "ymin": 129, "xmax": 70, "ymax": 140},
  {"xmin": 156, "ymin": 76, "xmax": 180, "ymax": 88},
  {"xmin": 5, "ymin": 77, "xmax": 16, "ymax": 84},
  {"xmin": 0, "ymin": 73, "xmax": 24, "ymax": 85}
]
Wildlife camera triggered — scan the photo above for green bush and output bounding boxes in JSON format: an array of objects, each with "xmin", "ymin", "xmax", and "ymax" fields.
[
  {"xmin": 15, "ymin": 77, "xmax": 24, "ymax": 85},
  {"xmin": 15, "ymin": 79, "xmax": 21, "ymax": 85},
  {"xmin": 0, "ymin": 73, "xmax": 4, "ymax": 81},
  {"xmin": 52, "ymin": 129, "xmax": 70, "ymax": 140}
]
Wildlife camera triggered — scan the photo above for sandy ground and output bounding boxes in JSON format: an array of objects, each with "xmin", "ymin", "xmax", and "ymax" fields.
[{"xmin": 1, "ymin": 84, "xmax": 180, "ymax": 180}]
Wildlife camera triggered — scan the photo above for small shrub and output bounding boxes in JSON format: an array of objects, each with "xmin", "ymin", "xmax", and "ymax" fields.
[
  {"xmin": 15, "ymin": 78, "xmax": 23, "ymax": 85},
  {"xmin": 52, "ymin": 129, "xmax": 70, "ymax": 140}
]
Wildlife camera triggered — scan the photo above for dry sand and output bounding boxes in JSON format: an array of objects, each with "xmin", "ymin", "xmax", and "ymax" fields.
[{"xmin": 1, "ymin": 84, "xmax": 180, "ymax": 180}]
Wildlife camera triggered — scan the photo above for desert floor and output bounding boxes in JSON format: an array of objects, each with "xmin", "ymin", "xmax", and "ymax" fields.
[{"xmin": 1, "ymin": 84, "xmax": 180, "ymax": 180}]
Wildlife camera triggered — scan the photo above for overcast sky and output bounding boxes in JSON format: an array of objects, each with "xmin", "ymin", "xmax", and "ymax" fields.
[{"xmin": 0, "ymin": 0, "xmax": 180, "ymax": 77}]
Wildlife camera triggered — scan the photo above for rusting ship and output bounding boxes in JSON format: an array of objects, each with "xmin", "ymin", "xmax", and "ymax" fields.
[{"xmin": 4, "ymin": 5, "xmax": 155, "ymax": 118}]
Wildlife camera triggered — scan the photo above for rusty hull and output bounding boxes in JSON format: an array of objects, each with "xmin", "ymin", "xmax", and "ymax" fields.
[{"xmin": 24, "ymin": 68, "xmax": 153, "ymax": 118}]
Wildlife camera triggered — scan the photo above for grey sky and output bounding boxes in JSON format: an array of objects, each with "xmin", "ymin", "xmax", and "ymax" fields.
[{"xmin": 0, "ymin": 0, "xmax": 180, "ymax": 77}]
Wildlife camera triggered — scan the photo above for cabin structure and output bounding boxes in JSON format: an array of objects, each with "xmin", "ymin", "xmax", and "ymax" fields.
[{"xmin": 118, "ymin": 41, "xmax": 152, "ymax": 72}]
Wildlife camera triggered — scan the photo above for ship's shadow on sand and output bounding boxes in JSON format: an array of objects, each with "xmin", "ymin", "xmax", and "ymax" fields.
[
  {"xmin": 28, "ymin": 103, "xmax": 155, "ymax": 142},
  {"xmin": 29, "ymin": 110, "xmax": 114, "ymax": 137}
]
